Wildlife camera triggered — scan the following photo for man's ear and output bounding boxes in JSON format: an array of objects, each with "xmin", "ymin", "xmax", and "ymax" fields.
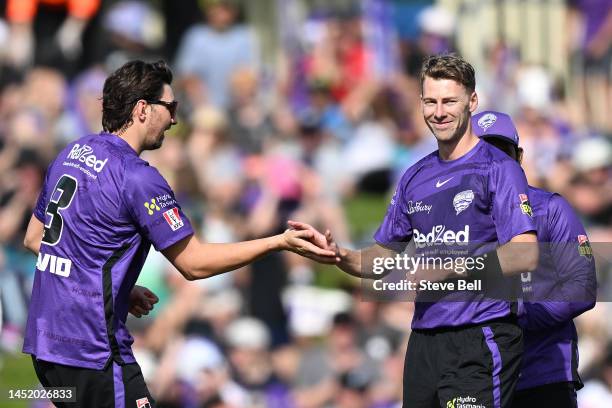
[
  {"xmin": 134, "ymin": 100, "xmax": 147, "ymax": 122},
  {"xmin": 469, "ymin": 91, "xmax": 478, "ymax": 113},
  {"xmin": 517, "ymin": 147, "xmax": 524, "ymax": 165}
]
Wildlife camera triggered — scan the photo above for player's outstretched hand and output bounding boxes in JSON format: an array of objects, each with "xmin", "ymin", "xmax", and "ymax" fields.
[
  {"xmin": 281, "ymin": 227, "xmax": 339, "ymax": 264},
  {"xmin": 129, "ymin": 285, "xmax": 159, "ymax": 318},
  {"xmin": 286, "ymin": 220, "xmax": 340, "ymax": 264}
]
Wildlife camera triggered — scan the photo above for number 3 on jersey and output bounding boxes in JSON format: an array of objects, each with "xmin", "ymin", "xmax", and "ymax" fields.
[{"xmin": 43, "ymin": 174, "xmax": 78, "ymax": 246}]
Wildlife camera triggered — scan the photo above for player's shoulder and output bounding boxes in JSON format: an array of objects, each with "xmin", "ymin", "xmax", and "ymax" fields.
[
  {"xmin": 529, "ymin": 186, "xmax": 577, "ymax": 221},
  {"xmin": 393, "ymin": 151, "xmax": 438, "ymax": 192},
  {"xmin": 528, "ymin": 186, "xmax": 555, "ymax": 205},
  {"xmin": 543, "ymin": 189, "xmax": 574, "ymax": 216},
  {"xmin": 400, "ymin": 151, "xmax": 438, "ymax": 180},
  {"xmin": 527, "ymin": 185, "xmax": 568, "ymax": 206},
  {"xmin": 123, "ymin": 157, "xmax": 164, "ymax": 185}
]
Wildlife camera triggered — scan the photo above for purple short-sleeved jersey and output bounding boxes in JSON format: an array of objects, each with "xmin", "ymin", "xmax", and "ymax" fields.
[
  {"xmin": 517, "ymin": 187, "xmax": 596, "ymax": 390},
  {"xmin": 23, "ymin": 133, "xmax": 194, "ymax": 369},
  {"xmin": 374, "ymin": 140, "xmax": 536, "ymax": 329}
]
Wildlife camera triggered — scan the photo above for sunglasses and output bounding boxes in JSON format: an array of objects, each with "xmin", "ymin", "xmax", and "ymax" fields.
[{"xmin": 146, "ymin": 99, "xmax": 178, "ymax": 119}]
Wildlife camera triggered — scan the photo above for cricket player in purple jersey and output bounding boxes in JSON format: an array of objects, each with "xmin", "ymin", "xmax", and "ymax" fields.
[
  {"xmin": 21, "ymin": 60, "xmax": 337, "ymax": 408},
  {"xmin": 289, "ymin": 54, "xmax": 539, "ymax": 408},
  {"xmin": 472, "ymin": 111, "xmax": 597, "ymax": 408}
]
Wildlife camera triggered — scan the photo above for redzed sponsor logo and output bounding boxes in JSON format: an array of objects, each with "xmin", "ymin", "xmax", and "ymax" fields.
[
  {"xmin": 66, "ymin": 143, "xmax": 108, "ymax": 172},
  {"xmin": 136, "ymin": 397, "xmax": 151, "ymax": 408},
  {"xmin": 413, "ymin": 225, "xmax": 470, "ymax": 248},
  {"xmin": 163, "ymin": 207, "xmax": 184, "ymax": 231}
]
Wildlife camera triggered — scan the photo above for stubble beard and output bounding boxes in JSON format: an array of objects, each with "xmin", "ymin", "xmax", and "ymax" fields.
[
  {"xmin": 143, "ymin": 121, "xmax": 165, "ymax": 151},
  {"xmin": 429, "ymin": 108, "xmax": 471, "ymax": 148}
]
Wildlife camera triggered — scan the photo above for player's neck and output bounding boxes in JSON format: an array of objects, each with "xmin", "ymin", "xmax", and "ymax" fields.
[
  {"xmin": 438, "ymin": 131, "xmax": 480, "ymax": 161},
  {"xmin": 115, "ymin": 128, "xmax": 144, "ymax": 155}
]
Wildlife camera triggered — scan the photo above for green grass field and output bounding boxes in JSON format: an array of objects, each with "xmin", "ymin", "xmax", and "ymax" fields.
[{"xmin": 0, "ymin": 352, "xmax": 40, "ymax": 408}]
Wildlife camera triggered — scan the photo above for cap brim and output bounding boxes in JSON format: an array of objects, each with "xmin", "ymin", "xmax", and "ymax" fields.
[{"xmin": 480, "ymin": 134, "xmax": 518, "ymax": 146}]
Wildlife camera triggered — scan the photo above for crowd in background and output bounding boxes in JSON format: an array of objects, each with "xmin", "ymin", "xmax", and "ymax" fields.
[{"xmin": 0, "ymin": 1, "xmax": 610, "ymax": 407}]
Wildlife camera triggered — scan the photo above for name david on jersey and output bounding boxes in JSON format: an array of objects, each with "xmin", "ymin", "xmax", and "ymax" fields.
[
  {"xmin": 413, "ymin": 225, "xmax": 470, "ymax": 248},
  {"xmin": 67, "ymin": 143, "xmax": 108, "ymax": 172},
  {"xmin": 36, "ymin": 252, "xmax": 72, "ymax": 277}
]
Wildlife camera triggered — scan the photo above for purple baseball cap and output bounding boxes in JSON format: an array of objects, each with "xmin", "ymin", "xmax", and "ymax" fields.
[{"xmin": 471, "ymin": 111, "xmax": 519, "ymax": 146}]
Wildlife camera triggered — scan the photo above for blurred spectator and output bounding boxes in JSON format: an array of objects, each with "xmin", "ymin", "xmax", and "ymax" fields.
[
  {"xmin": 103, "ymin": 1, "xmax": 165, "ymax": 70},
  {"xmin": 0, "ymin": 149, "xmax": 45, "ymax": 346},
  {"xmin": 187, "ymin": 105, "xmax": 244, "ymax": 220},
  {"xmin": 5, "ymin": 0, "xmax": 101, "ymax": 73},
  {"xmin": 227, "ymin": 67, "xmax": 273, "ymax": 155},
  {"xmin": 175, "ymin": 0, "xmax": 259, "ymax": 108},
  {"xmin": 158, "ymin": 0, "xmax": 202, "ymax": 62},
  {"xmin": 567, "ymin": 137, "xmax": 612, "ymax": 227},
  {"xmin": 21, "ymin": 67, "xmax": 75, "ymax": 149},
  {"xmin": 304, "ymin": 11, "xmax": 373, "ymax": 103},
  {"xmin": 224, "ymin": 317, "xmax": 293, "ymax": 406},
  {"xmin": 416, "ymin": 5, "xmax": 456, "ymax": 56},
  {"xmin": 567, "ymin": 0, "xmax": 611, "ymax": 133},
  {"xmin": 476, "ymin": 41, "xmax": 520, "ymax": 113},
  {"xmin": 66, "ymin": 67, "xmax": 105, "ymax": 137},
  {"xmin": 301, "ymin": 80, "xmax": 353, "ymax": 143},
  {"xmin": 579, "ymin": 341, "xmax": 612, "ymax": 407},
  {"xmin": 342, "ymin": 89, "xmax": 398, "ymax": 195}
]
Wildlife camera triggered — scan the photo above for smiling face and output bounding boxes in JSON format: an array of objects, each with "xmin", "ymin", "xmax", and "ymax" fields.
[
  {"xmin": 421, "ymin": 76, "xmax": 478, "ymax": 145},
  {"xmin": 144, "ymin": 84, "xmax": 177, "ymax": 151}
]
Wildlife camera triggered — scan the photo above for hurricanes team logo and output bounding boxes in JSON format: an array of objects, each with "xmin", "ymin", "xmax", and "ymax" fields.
[
  {"xmin": 477, "ymin": 113, "xmax": 497, "ymax": 131},
  {"xmin": 578, "ymin": 234, "xmax": 593, "ymax": 260},
  {"xmin": 144, "ymin": 199, "xmax": 160, "ymax": 215},
  {"xmin": 519, "ymin": 194, "xmax": 533, "ymax": 217},
  {"xmin": 453, "ymin": 190, "xmax": 474, "ymax": 214},
  {"xmin": 447, "ymin": 398, "xmax": 456, "ymax": 408}
]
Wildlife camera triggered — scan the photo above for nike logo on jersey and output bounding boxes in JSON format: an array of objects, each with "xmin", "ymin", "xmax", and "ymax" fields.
[{"xmin": 436, "ymin": 177, "xmax": 453, "ymax": 188}]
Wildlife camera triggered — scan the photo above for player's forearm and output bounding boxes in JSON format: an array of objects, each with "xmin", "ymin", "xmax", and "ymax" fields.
[
  {"xmin": 23, "ymin": 237, "xmax": 40, "ymax": 255},
  {"xmin": 336, "ymin": 246, "xmax": 364, "ymax": 278},
  {"xmin": 23, "ymin": 215, "xmax": 43, "ymax": 255},
  {"xmin": 165, "ymin": 229, "xmax": 333, "ymax": 281},
  {"xmin": 497, "ymin": 235, "xmax": 539, "ymax": 276},
  {"xmin": 523, "ymin": 263, "xmax": 597, "ymax": 330},
  {"xmin": 521, "ymin": 300, "xmax": 596, "ymax": 331},
  {"xmin": 185, "ymin": 235, "xmax": 285, "ymax": 280}
]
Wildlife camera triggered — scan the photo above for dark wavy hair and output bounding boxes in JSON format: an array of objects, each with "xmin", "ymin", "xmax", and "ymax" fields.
[
  {"xmin": 102, "ymin": 60, "xmax": 173, "ymax": 133},
  {"xmin": 420, "ymin": 54, "xmax": 476, "ymax": 94}
]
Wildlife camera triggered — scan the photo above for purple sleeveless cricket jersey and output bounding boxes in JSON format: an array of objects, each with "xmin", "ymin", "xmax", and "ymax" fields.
[
  {"xmin": 374, "ymin": 139, "xmax": 536, "ymax": 330},
  {"xmin": 23, "ymin": 133, "xmax": 194, "ymax": 369},
  {"xmin": 516, "ymin": 187, "xmax": 596, "ymax": 390}
]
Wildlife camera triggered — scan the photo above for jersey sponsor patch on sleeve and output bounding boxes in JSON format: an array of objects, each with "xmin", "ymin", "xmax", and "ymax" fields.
[
  {"xmin": 578, "ymin": 234, "xmax": 593, "ymax": 260},
  {"xmin": 163, "ymin": 207, "xmax": 184, "ymax": 231},
  {"xmin": 144, "ymin": 198, "xmax": 161, "ymax": 215},
  {"xmin": 519, "ymin": 193, "xmax": 533, "ymax": 217},
  {"xmin": 144, "ymin": 194, "xmax": 178, "ymax": 216},
  {"xmin": 136, "ymin": 397, "xmax": 152, "ymax": 408}
]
